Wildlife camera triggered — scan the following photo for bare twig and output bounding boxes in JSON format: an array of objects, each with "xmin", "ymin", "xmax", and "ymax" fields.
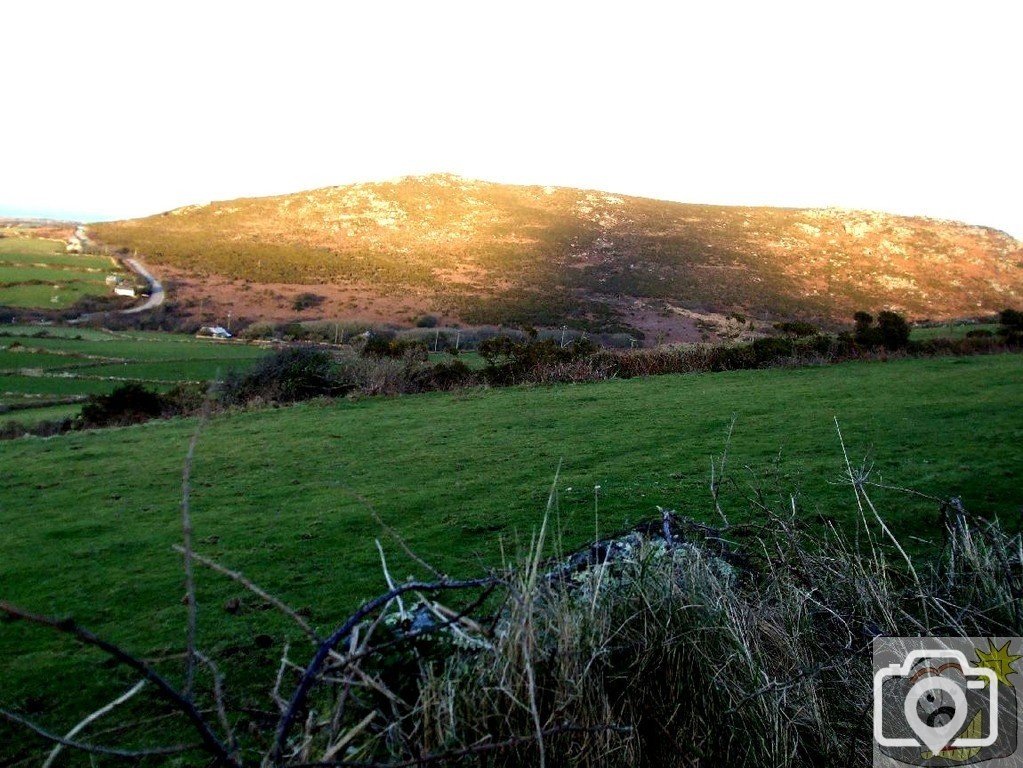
[
  {"xmin": 41, "ymin": 680, "xmax": 147, "ymax": 768},
  {"xmin": 0, "ymin": 601, "xmax": 238, "ymax": 767},
  {"xmin": 375, "ymin": 540, "xmax": 407, "ymax": 620},
  {"xmin": 196, "ymin": 650, "xmax": 237, "ymax": 756},
  {"xmin": 339, "ymin": 584, "xmax": 498, "ymax": 668},
  {"xmin": 1, "ymin": 707, "xmax": 197, "ymax": 760},
  {"xmin": 173, "ymin": 545, "xmax": 322, "ymax": 644},
  {"xmin": 834, "ymin": 417, "xmax": 930, "ymax": 626},
  {"xmin": 336, "ymin": 483, "xmax": 445, "ymax": 580},
  {"xmin": 710, "ymin": 413, "xmax": 738, "ymax": 525}
]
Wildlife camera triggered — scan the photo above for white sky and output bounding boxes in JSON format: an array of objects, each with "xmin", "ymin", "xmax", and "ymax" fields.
[{"xmin": 2, "ymin": 0, "xmax": 1021, "ymax": 238}]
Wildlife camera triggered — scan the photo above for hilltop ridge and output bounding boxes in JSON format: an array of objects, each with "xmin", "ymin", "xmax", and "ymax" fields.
[{"xmin": 89, "ymin": 174, "xmax": 1023, "ymax": 336}]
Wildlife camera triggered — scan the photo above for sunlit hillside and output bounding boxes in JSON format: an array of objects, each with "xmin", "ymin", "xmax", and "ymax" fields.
[{"xmin": 90, "ymin": 174, "xmax": 1023, "ymax": 333}]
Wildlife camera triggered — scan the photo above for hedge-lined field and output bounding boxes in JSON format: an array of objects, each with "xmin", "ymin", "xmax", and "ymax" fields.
[
  {"xmin": 0, "ymin": 237, "xmax": 124, "ymax": 308},
  {"xmin": 0, "ymin": 326, "xmax": 270, "ymax": 425}
]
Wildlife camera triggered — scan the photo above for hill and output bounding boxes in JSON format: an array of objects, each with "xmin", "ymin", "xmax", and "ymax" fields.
[{"xmin": 89, "ymin": 175, "xmax": 1023, "ymax": 337}]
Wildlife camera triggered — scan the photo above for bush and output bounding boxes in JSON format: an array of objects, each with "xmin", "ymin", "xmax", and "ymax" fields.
[
  {"xmin": 852, "ymin": 310, "xmax": 909, "ymax": 350},
  {"xmin": 361, "ymin": 336, "xmax": 429, "ymax": 362},
  {"xmin": 79, "ymin": 383, "xmax": 167, "ymax": 428},
  {"xmin": 876, "ymin": 310, "xmax": 910, "ymax": 350},
  {"xmin": 291, "ymin": 292, "xmax": 325, "ymax": 312},
  {"xmin": 221, "ymin": 346, "xmax": 350, "ymax": 403},
  {"xmin": 479, "ymin": 335, "xmax": 600, "ymax": 385},
  {"xmin": 773, "ymin": 320, "xmax": 818, "ymax": 337},
  {"xmin": 999, "ymin": 308, "xmax": 1023, "ymax": 329},
  {"xmin": 414, "ymin": 314, "xmax": 439, "ymax": 328},
  {"xmin": 428, "ymin": 359, "xmax": 476, "ymax": 390}
]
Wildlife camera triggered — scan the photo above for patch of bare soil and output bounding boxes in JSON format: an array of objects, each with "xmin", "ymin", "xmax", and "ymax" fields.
[
  {"xmin": 593, "ymin": 294, "xmax": 766, "ymax": 344},
  {"xmin": 159, "ymin": 265, "xmax": 459, "ymax": 327}
]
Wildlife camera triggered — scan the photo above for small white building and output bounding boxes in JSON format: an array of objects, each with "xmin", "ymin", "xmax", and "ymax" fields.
[
  {"xmin": 114, "ymin": 286, "xmax": 137, "ymax": 298},
  {"xmin": 197, "ymin": 326, "xmax": 232, "ymax": 339},
  {"xmin": 66, "ymin": 237, "xmax": 82, "ymax": 254}
]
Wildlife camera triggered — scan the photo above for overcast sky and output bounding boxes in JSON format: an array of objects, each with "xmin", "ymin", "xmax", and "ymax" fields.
[{"xmin": 2, "ymin": 1, "xmax": 1020, "ymax": 237}]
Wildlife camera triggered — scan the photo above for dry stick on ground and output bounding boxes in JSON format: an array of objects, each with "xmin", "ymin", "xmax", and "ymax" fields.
[
  {"xmin": 271, "ymin": 578, "xmax": 495, "ymax": 765},
  {"xmin": 833, "ymin": 417, "xmax": 933, "ymax": 628},
  {"xmin": 196, "ymin": 650, "xmax": 237, "ymax": 756},
  {"xmin": 0, "ymin": 602, "xmax": 238, "ymax": 766},
  {"xmin": 336, "ymin": 482, "xmax": 446, "ymax": 580},
  {"xmin": 0, "ymin": 709, "xmax": 197, "ymax": 760},
  {"xmin": 41, "ymin": 680, "xmax": 147, "ymax": 768},
  {"xmin": 173, "ymin": 545, "xmax": 322, "ymax": 645},
  {"xmin": 710, "ymin": 413, "xmax": 738, "ymax": 526}
]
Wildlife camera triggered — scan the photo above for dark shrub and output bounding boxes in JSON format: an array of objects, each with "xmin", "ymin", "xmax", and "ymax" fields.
[
  {"xmin": 163, "ymin": 382, "xmax": 210, "ymax": 415},
  {"xmin": 480, "ymin": 335, "xmax": 600, "ymax": 384},
  {"xmin": 853, "ymin": 311, "xmax": 873, "ymax": 328},
  {"xmin": 224, "ymin": 347, "xmax": 350, "ymax": 403},
  {"xmin": 853, "ymin": 311, "xmax": 882, "ymax": 347},
  {"xmin": 876, "ymin": 311, "xmax": 910, "ymax": 350},
  {"xmin": 80, "ymin": 384, "xmax": 166, "ymax": 428},
  {"xmin": 966, "ymin": 329, "xmax": 994, "ymax": 339},
  {"xmin": 773, "ymin": 321, "xmax": 818, "ymax": 338},
  {"xmin": 292, "ymin": 293, "xmax": 325, "ymax": 312},
  {"xmin": 362, "ymin": 337, "xmax": 429, "ymax": 362},
  {"xmin": 414, "ymin": 314, "xmax": 439, "ymax": 328},
  {"xmin": 429, "ymin": 359, "xmax": 476, "ymax": 390},
  {"xmin": 999, "ymin": 308, "xmax": 1023, "ymax": 329}
]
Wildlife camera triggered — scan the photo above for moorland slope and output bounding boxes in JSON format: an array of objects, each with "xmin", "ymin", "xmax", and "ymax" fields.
[{"xmin": 90, "ymin": 175, "xmax": 1023, "ymax": 334}]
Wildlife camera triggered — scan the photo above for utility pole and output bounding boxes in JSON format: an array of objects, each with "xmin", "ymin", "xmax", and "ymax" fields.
[
  {"xmin": 434, "ymin": 328, "xmax": 440, "ymax": 352},
  {"xmin": 560, "ymin": 325, "xmax": 567, "ymax": 347},
  {"xmin": 334, "ymin": 323, "xmax": 340, "ymax": 345},
  {"xmin": 455, "ymin": 330, "xmax": 461, "ymax": 351}
]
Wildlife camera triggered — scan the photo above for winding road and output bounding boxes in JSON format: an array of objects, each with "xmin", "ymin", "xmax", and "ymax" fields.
[{"xmin": 120, "ymin": 258, "xmax": 165, "ymax": 314}]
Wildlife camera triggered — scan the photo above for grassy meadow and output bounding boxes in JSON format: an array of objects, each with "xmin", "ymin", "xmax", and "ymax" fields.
[
  {"xmin": 1, "ymin": 352, "xmax": 1021, "ymax": 737},
  {"xmin": 0, "ymin": 325, "xmax": 271, "ymax": 425},
  {"xmin": 911, "ymin": 321, "xmax": 1002, "ymax": 340},
  {"xmin": 0, "ymin": 237, "xmax": 123, "ymax": 308}
]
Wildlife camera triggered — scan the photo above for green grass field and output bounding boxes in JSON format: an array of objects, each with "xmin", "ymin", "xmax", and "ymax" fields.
[
  {"xmin": 911, "ymin": 322, "xmax": 1001, "ymax": 340},
  {"xmin": 0, "ymin": 326, "xmax": 271, "ymax": 425},
  {"xmin": 0, "ymin": 237, "xmax": 124, "ymax": 308},
  {"xmin": 1, "ymin": 353, "xmax": 1020, "ymax": 733}
]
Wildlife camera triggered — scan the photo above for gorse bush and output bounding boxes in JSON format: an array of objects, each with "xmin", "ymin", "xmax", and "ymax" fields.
[
  {"xmin": 219, "ymin": 346, "xmax": 351, "ymax": 404},
  {"xmin": 479, "ymin": 334, "xmax": 599, "ymax": 385},
  {"xmin": 998, "ymin": 307, "xmax": 1023, "ymax": 343},
  {"xmin": 853, "ymin": 309, "xmax": 910, "ymax": 350},
  {"xmin": 361, "ymin": 336, "xmax": 429, "ymax": 362},
  {"xmin": 773, "ymin": 320, "xmax": 819, "ymax": 337},
  {"xmin": 999, "ymin": 308, "xmax": 1023, "ymax": 330},
  {"xmin": 79, "ymin": 383, "xmax": 166, "ymax": 427},
  {"xmin": 291, "ymin": 292, "xmax": 325, "ymax": 312}
]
